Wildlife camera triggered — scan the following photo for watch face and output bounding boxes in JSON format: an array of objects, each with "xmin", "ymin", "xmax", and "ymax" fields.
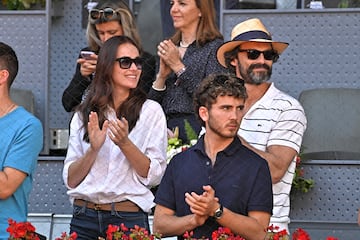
[{"xmin": 214, "ymin": 205, "xmax": 223, "ymax": 219}]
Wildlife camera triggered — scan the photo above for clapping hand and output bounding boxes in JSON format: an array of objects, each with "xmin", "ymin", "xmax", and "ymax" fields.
[
  {"xmin": 88, "ymin": 111, "xmax": 108, "ymax": 151},
  {"xmin": 108, "ymin": 117, "xmax": 130, "ymax": 146}
]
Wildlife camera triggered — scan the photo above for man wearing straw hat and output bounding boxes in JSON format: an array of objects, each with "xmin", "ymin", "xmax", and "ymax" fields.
[{"xmin": 217, "ymin": 18, "xmax": 307, "ymax": 233}]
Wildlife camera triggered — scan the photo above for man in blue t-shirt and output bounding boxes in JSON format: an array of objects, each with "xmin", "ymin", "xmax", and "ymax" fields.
[
  {"xmin": 0, "ymin": 42, "xmax": 43, "ymax": 239},
  {"xmin": 153, "ymin": 73, "xmax": 273, "ymax": 240}
]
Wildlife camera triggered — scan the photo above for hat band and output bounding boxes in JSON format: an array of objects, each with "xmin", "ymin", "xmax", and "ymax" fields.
[{"xmin": 232, "ymin": 30, "xmax": 272, "ymax": 41}]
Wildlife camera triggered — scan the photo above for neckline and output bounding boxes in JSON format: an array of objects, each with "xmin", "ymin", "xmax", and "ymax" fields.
[
  {"xmin": 0, "ymin": 103, "xmax": 16, "ymax": 118},
  {"xmin": 179, "ymin": 41, "xmax": 191, "ymax": 48}
]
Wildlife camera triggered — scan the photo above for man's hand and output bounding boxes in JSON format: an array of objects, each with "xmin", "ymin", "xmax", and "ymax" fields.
[{"xmin": 185, "ymin": 185, "xmax": 219, "ymax": 225}]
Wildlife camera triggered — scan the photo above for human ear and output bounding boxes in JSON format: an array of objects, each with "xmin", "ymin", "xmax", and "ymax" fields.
[{"xmin": 199, "ymin": 106, "xmax": 208, "ymax": 122}]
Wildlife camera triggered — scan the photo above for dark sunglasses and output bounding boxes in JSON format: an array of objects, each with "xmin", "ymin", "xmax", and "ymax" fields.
[
  {"xmin": 239, "ymin": 49, "xmax": 279, "ymax": 62},
  {"xmin": 89, "ymin": 8, "xmax": 118, "ymax": 21},
  {"xmin": 115, "ymin": 57, "xmax": 143, "ymax": 70}
]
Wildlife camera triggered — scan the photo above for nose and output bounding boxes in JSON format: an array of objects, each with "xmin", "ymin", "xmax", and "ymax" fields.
[
  {"xmin": 103, "ymin": 33, "xmax": 113, "ymax": 42},
  {"xmin": 170, "ymin": 2, "xmax": 178, "ymax": 13},
  {"xmin": 129, "ymin": 62, "xmax": 139, "ymax": 70},
  {"xmin": 256, "ymin": 53, "xmax": 267, "ymax": 64}
]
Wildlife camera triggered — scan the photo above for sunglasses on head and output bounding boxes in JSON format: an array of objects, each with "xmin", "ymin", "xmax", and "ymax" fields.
[
  {"xmin": 115, "ymin": 57, "xmax": 143, "ymax": 70},
  {"xmin": 214, "ymin": 75, "xmax": 245, "ymax": 86},
  {"xmin": 239, "ymin": 49, "xmax": 279, "ymax": 62},
  {"xmin": 89, "ymin": 8, "xmax": 118, "ymax": 21}
]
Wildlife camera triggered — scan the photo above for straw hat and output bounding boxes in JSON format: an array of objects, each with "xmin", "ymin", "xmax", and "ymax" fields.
[{"xmin": 217, "ymin": 18, "xmax": 289, "ymax": 67}]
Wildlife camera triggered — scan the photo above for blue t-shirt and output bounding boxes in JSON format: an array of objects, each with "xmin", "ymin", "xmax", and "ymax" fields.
[
  {"xmin": 155, "ymin": 136, "xmax": 273, "ymax": 239},
  {"xmin": 0, "ymin": 107, "xmax": 43, "ymax": 239}
]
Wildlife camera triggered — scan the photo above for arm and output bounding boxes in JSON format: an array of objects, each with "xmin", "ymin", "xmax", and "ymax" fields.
[
  {"xmin": 67, "ymin": 111, "xmax": 108, "ymax": 188},
  {"xmin": 239, "ymin": 102, "xmax": 306, "ymax": 183},
  {"xmin": 108, "ymin": 117, "xmax": 151, "ymax": 178},
  {"xmin": 153, "ymin": 204, "xmax": 206, "ymax": 237},
  {"xmin": 186, "ymin": 185, "xmax": 269, "ymax": 240},
  {"xmin": 0, "ymin": 116, "xmax": 43, "ymax": 199},
  {"xmin": 239, "ymin": 139, "xmax": 297, "ymax": 183},
  {"xmin": 0, "ymin": 168, "xmax": 27, "ymax": 199},
  {"xmin": 62, "ymin": 52, "xmax": 97, "ymax": 112},
  {"xmin": 217, "ymin": 209, "xmax": 269, "ymax": 240}
]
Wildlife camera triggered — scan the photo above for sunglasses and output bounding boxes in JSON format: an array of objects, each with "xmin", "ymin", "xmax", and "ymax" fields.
[
  {"xmin": 89, "ymin": 8, "xmax": 118, "ymax": 21},
  {"xmin": 115, "ymin": 57, "xmax": 143, "ymax": 70},
  {"xmin": 239, "ymin": 49, "xmax": 279, "ymax": 62}
]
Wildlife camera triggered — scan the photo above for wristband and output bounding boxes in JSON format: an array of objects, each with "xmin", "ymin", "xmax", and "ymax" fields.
[
  {"xmin": 152, "ymin": 83, "xmax": 166, "ymax": 91},
  {"xmin": 175, "ymin": 66, "xmax": 186, "ymax": 77}
]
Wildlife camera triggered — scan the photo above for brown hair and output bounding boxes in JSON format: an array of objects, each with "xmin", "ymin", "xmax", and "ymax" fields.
[
  {"xmin": 193, "ymin": 73, "xmax": 247, "ymax": 126},
  {"xmin": 170, "ymin": 0, "xmax": 223, "ymax": 47},
  {"xmin": 78, "ymin": 36, "xmax": 146, "ymax": 142}
]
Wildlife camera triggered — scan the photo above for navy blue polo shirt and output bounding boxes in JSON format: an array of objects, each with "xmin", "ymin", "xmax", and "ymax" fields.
[{"xmin": 154, "ymin": 136, "xmax": 273, "ymax": 239}]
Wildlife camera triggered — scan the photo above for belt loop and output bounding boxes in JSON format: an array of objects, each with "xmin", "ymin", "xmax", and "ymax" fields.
[
  {"xmin": 111, "ymin": 202, "xmax": 116, "ymax": 215},
  {"xmin": 80, "ymin": 200, "xmax": 87, "ymax": 213}
]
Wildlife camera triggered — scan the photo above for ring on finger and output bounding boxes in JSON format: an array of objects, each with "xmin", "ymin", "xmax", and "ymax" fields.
[{"xmin": 162, "ymin": 50, "xmax": 166, "ymax": 54}]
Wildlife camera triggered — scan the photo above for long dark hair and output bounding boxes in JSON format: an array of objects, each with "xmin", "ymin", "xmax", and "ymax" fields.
[{"xmin": 78, "ymin": 36, "xmax": 146, "ymax": 142}]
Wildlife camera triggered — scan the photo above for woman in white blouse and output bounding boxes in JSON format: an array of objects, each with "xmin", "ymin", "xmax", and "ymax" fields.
[{"xmin": 63, "ymin": 35, "xmax": 168, "ymax": 240}]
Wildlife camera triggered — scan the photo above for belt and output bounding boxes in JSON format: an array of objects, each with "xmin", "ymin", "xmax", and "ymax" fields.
[{"xmin": 74, "ymin": 199, "xmax": 140, "ymax": 212}]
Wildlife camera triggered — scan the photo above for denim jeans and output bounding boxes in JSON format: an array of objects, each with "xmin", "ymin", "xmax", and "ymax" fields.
[{"xmin": 70, "ymin": 205, "xmax": 150, "ymax": 240}]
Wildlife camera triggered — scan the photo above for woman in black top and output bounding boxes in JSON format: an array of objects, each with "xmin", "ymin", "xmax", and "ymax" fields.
[
  {"xmin": 149, "ymin": 0, "xmax": 227, "ymax": 143},
  {"xmin": 62, "ymin": 0, "xmax": 156, "ymax": 112}
]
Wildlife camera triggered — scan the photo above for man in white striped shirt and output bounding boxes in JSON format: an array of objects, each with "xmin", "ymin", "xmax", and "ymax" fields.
[{"xmin": 216, "ymin": 18, "xmax": 307, "ymax": 233}]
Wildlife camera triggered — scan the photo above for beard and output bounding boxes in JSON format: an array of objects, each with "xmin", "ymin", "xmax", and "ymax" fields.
[
  {"xmin": 239, "ymin": 62, "xmax": 272, "ymax": 85},
  {"xmin": 207, "ymin": 115, "xmax": 239, "ymax": 139}
]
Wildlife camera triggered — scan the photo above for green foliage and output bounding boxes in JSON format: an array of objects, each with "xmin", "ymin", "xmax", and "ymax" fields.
[
  {"xmin": 184, "ymin": 119, "xmax": 198, "ymax": 143},
  {"xmin": 1, "ymin": 0, "xmax": 45, "ymax": 10},
  {"xmin": 291, "ymin": 154, "xmax": 315, "ymax": 194}
]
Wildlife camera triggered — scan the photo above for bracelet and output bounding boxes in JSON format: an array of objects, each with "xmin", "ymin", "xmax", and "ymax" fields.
[
  {"xmin": 152, "ymin": 83, "xmax": 166, "ymax": 91},
  {"xmin": 175, "ymin": 66, "xmax": 186, "ymax": 77}
]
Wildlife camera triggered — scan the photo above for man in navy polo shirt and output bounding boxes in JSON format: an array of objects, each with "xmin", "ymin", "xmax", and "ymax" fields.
[{"xmin": 153, "ymin": 73, "xmax": 273, "ymax": 240}]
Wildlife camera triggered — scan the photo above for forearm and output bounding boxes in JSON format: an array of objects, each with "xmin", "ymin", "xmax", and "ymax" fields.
[
  {"xmin": 67, "ymin": 147, "xmax": 99, "ymax": 188},
  {"xmin": 62, "ymin": 70, "xmax": 91, "ymax": 112},
  {"xmin": 239, "ymin": 137, "xmax": 296, "ymax": 183},
  {"xmin": 153, "ymin": 213, "xmax": 200, "ymax": 237},
  {"xmin": 217, "ymin": 209, "xmax": 268, "ymax": 240},
  {"xmin": 0, "ymin": 168, "xmax": 27, "ymax": 199},
  {"xmin": 118, "ymin": 140, "xmax": 150, "ymax": 178},
  {"xmin": 152, "ymin": 73, "xmax": 168, "ymax": 90}
]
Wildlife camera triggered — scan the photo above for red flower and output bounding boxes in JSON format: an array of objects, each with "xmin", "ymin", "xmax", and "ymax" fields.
[
  {"xmin": 292, "ymin": 228, "xmax": 311, "ymax": 240},
  {"xmin": 6, "ymin": 218, "xmax": 40, "ymax": 240},
  {"xmin": 55, "ymin": 232, "xmax": 78, "ymax": 240}
]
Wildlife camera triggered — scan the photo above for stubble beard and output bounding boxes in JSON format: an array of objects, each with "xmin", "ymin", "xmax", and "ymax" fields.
[{"xmin": 207, "ymin": 115, "xmax": 239, "ymax": 139}]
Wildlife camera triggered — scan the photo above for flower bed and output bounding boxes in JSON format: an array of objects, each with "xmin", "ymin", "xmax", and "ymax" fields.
[{"xmin": 7, "ymin": 219, "xmax": 340, "ymax": 240}]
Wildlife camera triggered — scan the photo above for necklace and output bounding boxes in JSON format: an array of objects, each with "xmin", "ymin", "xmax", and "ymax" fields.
[
  {"xmin": 179, "ymin": 41, "xmax": 190, "ymax": 48},
  {"xmin": 0, "ymin": 103, "xmax": 15, "ymax": 117}
]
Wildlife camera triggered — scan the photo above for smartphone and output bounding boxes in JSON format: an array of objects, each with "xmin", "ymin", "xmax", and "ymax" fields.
[{"xmin": 81, "ymin": 51, "xmax": 95, "ymax": 60}]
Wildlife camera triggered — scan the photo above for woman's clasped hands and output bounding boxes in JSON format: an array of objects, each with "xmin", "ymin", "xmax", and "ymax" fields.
[{"xmin": 157, "ymin": 39, "xmax": 184, "ymax": 77}]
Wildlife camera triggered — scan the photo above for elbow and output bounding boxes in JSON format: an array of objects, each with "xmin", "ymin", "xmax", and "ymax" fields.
[
  {"xmin": 0, "ymin": 189, "xmax": 14, "ymax": 200},
  {"xmin": 271, "ymin": 175, "xmax": 282, "ymax": 184}
]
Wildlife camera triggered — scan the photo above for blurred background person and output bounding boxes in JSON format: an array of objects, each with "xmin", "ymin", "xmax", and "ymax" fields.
[
  {"xmin": 62, "ymin": 35, "xmax": 167, "ymax": 239},
  {"xmin": 149, "ymin": 0, "xmax": 227, "ymax": 143},
  {"xmin": 0, "ymin": 42, "xmax": 43, "ymax": 238},
  {"xmin": 62, "ymin": 0, "xmax": 156, "ymax": 112}
]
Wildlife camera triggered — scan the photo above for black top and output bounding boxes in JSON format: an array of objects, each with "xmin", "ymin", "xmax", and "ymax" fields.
[{"xmin": 61, "ymin": 47, "xmax": 156, "ymax": 112}]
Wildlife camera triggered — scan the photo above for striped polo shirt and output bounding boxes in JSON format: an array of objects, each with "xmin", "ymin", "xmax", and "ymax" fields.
[{"xmin": 238, "ymin": 82, "xmax": 307, "ymax": 231}]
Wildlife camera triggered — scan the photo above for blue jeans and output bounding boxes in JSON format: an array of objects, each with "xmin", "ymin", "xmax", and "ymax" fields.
[{"xmin": 70, "ymin": 205, "xmax": 150, "ymax": 240}]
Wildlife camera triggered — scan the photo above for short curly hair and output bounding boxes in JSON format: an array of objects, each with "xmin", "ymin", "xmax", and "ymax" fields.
[{"xmin": 193, "ymin": 73, "xmax": 247, "ymax": 126}]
